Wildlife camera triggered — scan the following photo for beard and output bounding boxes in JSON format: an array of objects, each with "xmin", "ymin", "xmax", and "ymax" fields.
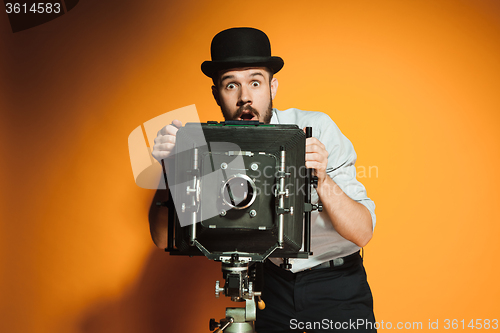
[{"xmin": 220, "ymin": 95, "xmax": 273, "ymax": 124}]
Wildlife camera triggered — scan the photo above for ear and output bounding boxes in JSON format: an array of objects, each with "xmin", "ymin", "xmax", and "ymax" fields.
[
  {"xmin": 212, "ymin": 85, "xmax": 221, "ymax": 106},
  {"xmin": 270, "ymin": 77, "xmax": 279, "ymax": 100}
]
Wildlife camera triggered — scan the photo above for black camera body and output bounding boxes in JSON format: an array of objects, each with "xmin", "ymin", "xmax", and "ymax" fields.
[{"xmin": 166, "ymin": 121, "xmax": 308, "ymax": 259}]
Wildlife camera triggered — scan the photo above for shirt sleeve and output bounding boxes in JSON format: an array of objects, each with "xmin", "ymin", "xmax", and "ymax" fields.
[{"xmin": 316, "ymin": 113, "xmax": 377, "ymax": 230}]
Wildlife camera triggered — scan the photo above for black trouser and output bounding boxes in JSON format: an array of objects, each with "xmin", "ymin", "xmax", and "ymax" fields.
[{"xmin": 255, "ymin": 252, "xmax": 376, "ymax": 333}]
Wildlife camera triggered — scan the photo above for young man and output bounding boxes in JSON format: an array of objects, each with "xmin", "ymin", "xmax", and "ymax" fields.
[{"xmin": 150, "ymin": 27, "xmax": 376, "ymax": 332}]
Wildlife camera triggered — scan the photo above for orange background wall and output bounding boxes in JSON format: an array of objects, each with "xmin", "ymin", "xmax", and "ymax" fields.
[{"xmin": 1, "ymin": 0, "xmax": 499, "ymax": 332}]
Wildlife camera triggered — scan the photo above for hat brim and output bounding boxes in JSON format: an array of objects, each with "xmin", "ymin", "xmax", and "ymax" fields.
[{"xmin": 201, "ymin": 56, "xmax": 284, "ymax": 78}]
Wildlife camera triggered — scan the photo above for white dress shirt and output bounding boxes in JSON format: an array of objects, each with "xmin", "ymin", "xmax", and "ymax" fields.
[{"xmin": 269, "ymin": 108, "xmax": 376, "ymax": 272}]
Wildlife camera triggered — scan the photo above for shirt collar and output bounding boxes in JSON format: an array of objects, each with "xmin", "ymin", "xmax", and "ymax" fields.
[{"xmin": 269, "ymin": 108, "xmax": 279, "ymax": 124}]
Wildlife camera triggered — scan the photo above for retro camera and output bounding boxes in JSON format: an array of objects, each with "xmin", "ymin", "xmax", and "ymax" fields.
[{"xmin": 160, "ymin": 121, "xmax": 319, "ymax": 333}]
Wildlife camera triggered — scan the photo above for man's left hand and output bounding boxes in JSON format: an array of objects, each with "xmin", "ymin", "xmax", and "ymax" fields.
[{"xmin": 304, "ymin": 129, "xmax": 329, "ymax": 184}]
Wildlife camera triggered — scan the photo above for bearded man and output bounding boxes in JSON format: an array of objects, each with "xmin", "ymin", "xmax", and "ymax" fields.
[{"xmin": 149, "ymin": 27, "xmax": 377, "ymax": 333}]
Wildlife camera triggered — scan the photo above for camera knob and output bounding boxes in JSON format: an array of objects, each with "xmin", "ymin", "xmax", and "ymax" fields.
[
  {"xmin": 311, "ymin": 176, "xmax": 318, "ymax": 188},
  {"xmin": 210, "ymin": 318, "xmax": 220, "ymax": 331},
  {"xmin": 215, "ymin": 280, "xmax": 224, "ymax": 298},
  {"xmin": 280, "ymin": 259, "xmax": 292, "ymax": 270}
]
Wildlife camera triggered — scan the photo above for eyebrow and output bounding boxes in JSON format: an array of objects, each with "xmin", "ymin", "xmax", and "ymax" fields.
[
  {"xmin": 249, "ymin": 72, "xmax": 265, "ymax": 79},
  {"xmin": 220, "ymin": 71, "xmax": 266, "ymax": 84},
  {"xmin": 220, "ymin": 74, "xmax": 235, "ymax": 83}
]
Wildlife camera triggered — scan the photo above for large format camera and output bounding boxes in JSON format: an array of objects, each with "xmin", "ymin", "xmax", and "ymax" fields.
[{"xmin": 160, "ymin": 121, "xmax": 320, "ymax": 333}]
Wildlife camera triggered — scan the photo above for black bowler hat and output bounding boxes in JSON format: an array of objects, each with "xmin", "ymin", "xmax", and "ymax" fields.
[{"xmin": 201, "ymin": 27, "xmax": 284, "ymax": 78}]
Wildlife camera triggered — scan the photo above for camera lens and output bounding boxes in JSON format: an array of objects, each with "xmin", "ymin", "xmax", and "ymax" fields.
[{"xmin": 222, "ymin": 175, "xmax": 256, "ymax": 209}]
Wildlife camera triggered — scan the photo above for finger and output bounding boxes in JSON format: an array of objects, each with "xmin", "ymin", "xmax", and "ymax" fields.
[
  {"xmin": 164, "ymin": 124, "xmax": 179, "ymax": 135},
  {"xmin": 306, "ymin": 146, "xmax": 327, "ymax": 158},
  {"xmin": 305, "ymin": 161, "xmax": 326, "ymax": 171},
  {"xmin": 153, "ymin": 142, "xmax": 176, "ymax": 152},
  {"xmin": 152, "ymin": 150, "xmax": 173, "ymax": 161},
  {"xmin": 306, "ymin": 137, "xmax": 325, "ymax": 150},
  {"xmin": 154, "ymin": 134, "xmax": 176, "ymax": 145},
  {"xmin": 305, "ymin": 152, "xmax": 326, "ymax": 162},
  {"xmin": 306, "ymin": 143, "xmax": 328, "ymax": 158},
  {"xmin": 158, "ymin": 123, "xmax": 180, "ymax": 136},
  {"xmin": 305, "ymin": 144, "xmax": 326, "ymax": 154},
  {"xmin": 152, "ymin": 142, "xmax": 176, "ymax": 160},
  {"xmin": 172, "ymin": 119, "xmax": 183, "ymax": 128}
]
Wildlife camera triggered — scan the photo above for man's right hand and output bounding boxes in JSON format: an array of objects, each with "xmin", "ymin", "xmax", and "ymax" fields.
[{"xmin": 152, "ymin": 119, "xmax": 183, "ymax": 162}]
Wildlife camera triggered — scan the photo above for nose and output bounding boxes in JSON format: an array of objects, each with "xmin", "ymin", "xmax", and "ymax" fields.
[{"xmin": 237, "ymin": 84, "xmax": 252, "ymax": 106}]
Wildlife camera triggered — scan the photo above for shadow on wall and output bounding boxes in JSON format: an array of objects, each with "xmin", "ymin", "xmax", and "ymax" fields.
[{"xmin": 79, "ymin": 249, "xmax": 235, "ymax": 332}]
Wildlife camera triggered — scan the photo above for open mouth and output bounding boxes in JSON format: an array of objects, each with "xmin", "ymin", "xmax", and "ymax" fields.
[{"xmin": 238, "ymin": 110, "xmax": 258, "ymax": 121}]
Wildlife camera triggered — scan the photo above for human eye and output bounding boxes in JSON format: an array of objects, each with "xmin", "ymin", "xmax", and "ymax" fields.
[
  {"xmin": 226, "ymin": 82, "xmax": 237, "ymax": 90},
  {"xmin": 251, "ymin": 81, "xmax": 261, "ymax": 87}
]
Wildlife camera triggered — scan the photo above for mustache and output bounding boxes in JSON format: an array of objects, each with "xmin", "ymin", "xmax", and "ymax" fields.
[{"xmin": 234, "ymin": 105, "xmax": 259, "ymax": 119}]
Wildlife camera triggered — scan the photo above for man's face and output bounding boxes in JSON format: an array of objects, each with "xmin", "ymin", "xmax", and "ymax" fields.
[{"xmin": 212, "ymin": 67, "xmax": 278, "ymax": 124}]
